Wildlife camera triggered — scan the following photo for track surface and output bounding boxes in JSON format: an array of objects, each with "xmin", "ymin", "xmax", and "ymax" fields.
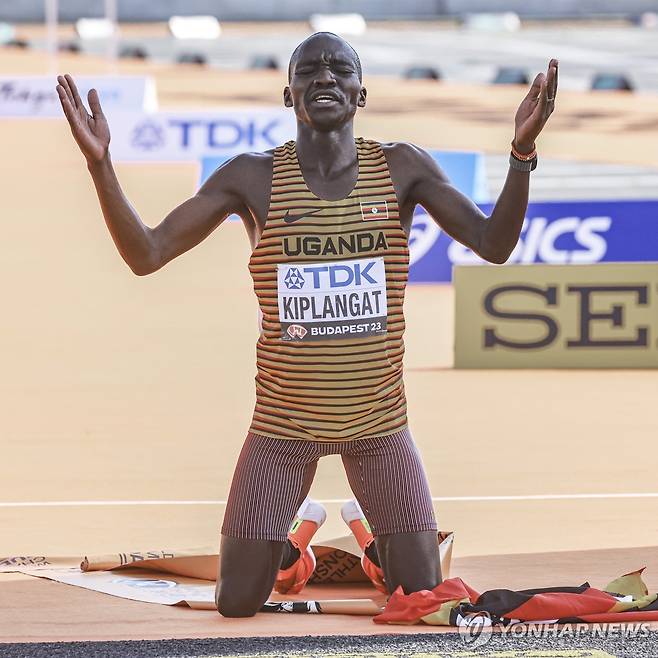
[{"xmin": 1, "ymin": 633, "xmax": 656, "ymax": 657}]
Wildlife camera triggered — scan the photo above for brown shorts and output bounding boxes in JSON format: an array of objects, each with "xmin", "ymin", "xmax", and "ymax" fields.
[{"xmin": 221, "ymin": 427, "xmax": 437, "ymax": 542}]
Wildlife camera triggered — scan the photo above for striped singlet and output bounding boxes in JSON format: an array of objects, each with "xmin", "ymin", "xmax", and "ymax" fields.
[{"xmin": 248, "ymin": 137, "xmax": 410, "ymax": 443}]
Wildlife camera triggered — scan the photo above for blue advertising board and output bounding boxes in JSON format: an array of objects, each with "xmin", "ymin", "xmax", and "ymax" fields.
[{"xmin": 410, "ymin": 200, "xmax": 658, "ymax": 282}]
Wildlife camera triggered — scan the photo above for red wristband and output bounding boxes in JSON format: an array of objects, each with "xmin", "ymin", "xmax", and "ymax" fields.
[{"xmin": 511, "ymin": 141, "xmax": 537, "ymax": 161}]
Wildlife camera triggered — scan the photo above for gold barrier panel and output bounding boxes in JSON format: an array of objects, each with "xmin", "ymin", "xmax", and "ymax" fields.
[{"xmin": 454, "ymin": 263, "xmax": 658, "ymax": 368}]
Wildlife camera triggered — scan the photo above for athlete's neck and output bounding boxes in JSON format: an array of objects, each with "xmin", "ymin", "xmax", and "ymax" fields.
[{"xmin": 295, "ymin": 123, "xmax": 357, "ymax": 179}]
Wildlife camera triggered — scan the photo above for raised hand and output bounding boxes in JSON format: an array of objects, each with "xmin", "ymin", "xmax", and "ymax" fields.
[
  {"xmin": 513, "ymin": 59, "xmax": 558, "ymax": 154},
  {"xmin": 56, "ymin": 74, "xmax": 110, "ymax": 164}
]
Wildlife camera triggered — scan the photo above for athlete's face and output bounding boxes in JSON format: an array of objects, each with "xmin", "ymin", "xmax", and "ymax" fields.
[{"xmin": 284, "ymin": 35, "xmax": 366, "ymax": 131}]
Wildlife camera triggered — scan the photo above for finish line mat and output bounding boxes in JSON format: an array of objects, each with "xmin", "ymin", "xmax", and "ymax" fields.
[
  {"xmin": 0, "ymin": 532, "xmax": 454, "ymax": 608},
  {"xmin": 6, "ymin": 533, "xmax": 658, "ymax": 632}
]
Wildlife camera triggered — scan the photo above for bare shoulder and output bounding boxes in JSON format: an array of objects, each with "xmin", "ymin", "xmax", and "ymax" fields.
[
  {"xmin": 380, "ymin": 141, "xmax": 435, "ymax": 168},
  {"xmin": 198, "ymin": 149, "xmax": 274, "ymax": 200},
  {"xmin": 379, "ymin": 141, "xmax": 447, "ymax": 206},
  {"xmin": 380, "ymin": 141, "xmax": 423, "ymax": 157},
  {"xmin": 231, "ymin": 149, "xmax": 275, "ymax": 172}
]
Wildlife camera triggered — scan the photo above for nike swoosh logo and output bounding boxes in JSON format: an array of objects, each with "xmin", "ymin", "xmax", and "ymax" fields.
[{"xmin": 283, "ymin": 208, "xmax": 324, "ymax": 224}]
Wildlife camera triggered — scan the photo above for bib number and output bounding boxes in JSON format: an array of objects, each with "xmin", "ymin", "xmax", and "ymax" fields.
[{"xmin": 277, "ymin": 257, "xmax": 388, "ymax": 342}]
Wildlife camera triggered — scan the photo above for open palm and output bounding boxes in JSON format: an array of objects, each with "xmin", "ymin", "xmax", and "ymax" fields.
[
  {"xmin": 514, "ymin": 59, "xmax": 558, "ymax": 154},
  {"xmin": 56, "ymin": 74, "xmax": 110, "ymax": 163}
]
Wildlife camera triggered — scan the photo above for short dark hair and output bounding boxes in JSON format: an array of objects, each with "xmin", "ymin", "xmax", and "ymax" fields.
[{"xmin": 287, "ymin": 32, "xmax": 362, "ymax": 83}]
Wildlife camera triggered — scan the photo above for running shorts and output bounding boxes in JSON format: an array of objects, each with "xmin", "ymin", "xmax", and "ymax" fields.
[{"xmin": 221, "ymin": 427, "xmax": 437, "ymax": 542}]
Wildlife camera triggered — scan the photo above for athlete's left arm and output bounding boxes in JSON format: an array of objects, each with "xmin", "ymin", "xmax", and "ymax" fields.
[{"xmin": 395, "ymin": 59, "xmax": 558, "ymax": 264}]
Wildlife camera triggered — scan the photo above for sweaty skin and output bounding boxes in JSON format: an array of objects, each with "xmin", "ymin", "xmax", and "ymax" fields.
[{"xmin": 57, "ymin": 33, "xmax": 558, "ymax": 617}]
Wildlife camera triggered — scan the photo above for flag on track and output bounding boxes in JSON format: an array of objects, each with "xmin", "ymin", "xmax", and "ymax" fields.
[{"xmin": 374, "ymin": 568, "xmax": 658, "ymax": 626}]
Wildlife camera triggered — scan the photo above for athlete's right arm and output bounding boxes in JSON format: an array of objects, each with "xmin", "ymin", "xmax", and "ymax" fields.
[{"xmin": 56, "ymin": 74, "xmax": 246, "ymax": 275}]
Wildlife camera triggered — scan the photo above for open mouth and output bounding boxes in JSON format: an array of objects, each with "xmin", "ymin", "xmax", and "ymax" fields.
[{"xmin": 311, "ymin": 94, "xmax": 340, "ymax": 105}]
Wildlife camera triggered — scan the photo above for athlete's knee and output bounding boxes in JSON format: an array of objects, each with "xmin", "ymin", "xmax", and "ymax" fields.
[
  {"xmin": 376, "ymin": 530, "xmax": 442, "ymax": 593},
  {"xmin": 215, "ymin": 581, "xmax": 264, "ymax": 617},
  {"xmin": 216, "ymin": 595, "xmax": 261, "ymax": 618},
  {"xmin": 215, "ymin": 536, "xmax": 283, "ymax": 617}
]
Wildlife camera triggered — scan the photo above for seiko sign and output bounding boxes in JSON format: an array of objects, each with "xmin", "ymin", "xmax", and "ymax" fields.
[{"xmin": 454, "ymin": 263, "xmax": 658, "ymax": 368}]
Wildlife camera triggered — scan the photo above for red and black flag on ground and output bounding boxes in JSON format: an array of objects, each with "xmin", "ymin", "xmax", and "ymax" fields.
[{"xmin": 374, "ymin": 569, "xmax": 658, "ymax": 626}]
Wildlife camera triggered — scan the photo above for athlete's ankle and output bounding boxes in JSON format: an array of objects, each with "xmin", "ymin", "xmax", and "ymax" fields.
[
  {"xmin": 364, "ymin": 540, "xmax": 381, "ymax": 568},
  {"xmin": 281, "ymin": 540, "xmax": 301, "ymax": 569},
  {"xmin": 274, "ymin": 498, "xmax": 326, "ymax": 594}
]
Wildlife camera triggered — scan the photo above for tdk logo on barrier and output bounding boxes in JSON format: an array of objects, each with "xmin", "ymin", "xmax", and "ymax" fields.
[
  {"xmin": 131, "ymin": 121, "xmax": 165, "ymax": 150},
  {"xmin": 170, "ymin": 119, "xmax": 280, "ymax": 148},
  {"xmin": 285, "ymin": 262, "xmax": 378, "ymax": 290},
  {"xmin": 130, "ymin": 118, "xmax": 282, "ymax": 151}
]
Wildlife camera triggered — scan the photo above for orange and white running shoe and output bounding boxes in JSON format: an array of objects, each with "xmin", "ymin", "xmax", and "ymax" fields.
[
  {"xmin": 274, "ymin": 497, "xmax": 326, "ymax": 594},
  {"xmin": 340, "ymin": 499, "xmax": 387, "ymax": 594}
]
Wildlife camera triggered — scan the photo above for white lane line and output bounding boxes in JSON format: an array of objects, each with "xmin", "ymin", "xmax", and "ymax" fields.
[{"xmin": 2, "ymin": 493, "xmax": 658, "ymax": 508}]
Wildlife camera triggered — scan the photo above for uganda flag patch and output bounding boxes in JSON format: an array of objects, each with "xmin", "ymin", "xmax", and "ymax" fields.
[{"xmin": 360, "ymin": 200, "xmax": 388, "ymax": 221}]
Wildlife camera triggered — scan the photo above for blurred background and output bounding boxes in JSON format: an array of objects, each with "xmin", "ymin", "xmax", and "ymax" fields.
[{"xmin": 1, "ymin": 2, "xmax": 657, "ymax": 563}]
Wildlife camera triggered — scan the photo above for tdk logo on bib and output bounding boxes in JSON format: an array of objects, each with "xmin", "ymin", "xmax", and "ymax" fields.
[
  {"xmin": 283, "ymin": 267, "xmax": 305, "ymax": 289},
  {"xmin": 277, "ymin": 257, "xmax": 388, "ymax": 341}
]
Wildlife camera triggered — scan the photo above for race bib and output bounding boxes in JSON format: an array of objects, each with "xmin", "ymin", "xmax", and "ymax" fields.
[{"xmin": 277, "ymin": 257, "xmax": 388, "ymax": 341}]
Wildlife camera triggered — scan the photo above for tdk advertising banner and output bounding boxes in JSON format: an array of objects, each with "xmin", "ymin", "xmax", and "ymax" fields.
[
  {"xmin": 108, "ymin": 109, "xmax": 296, "ymax": 160},
  {"xmin": 411, "ymin": 200, "xmax": 658, "ymax": 282}
]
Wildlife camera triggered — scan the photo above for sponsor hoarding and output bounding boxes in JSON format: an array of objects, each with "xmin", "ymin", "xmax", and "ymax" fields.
[
  {"xmin": 411, "ymin": 200, "xmax": 658, "ymax": 282},
  {"xmin": 108, "ymin": 109, "xmax": 296, "ymax": 161},
  {"xmin": 0, "ymin": 76, "xmax": 157, "ymax": 116},
  {"xmin": 454, "ymin": 262, "xmax": 658, "ymax": 368}
]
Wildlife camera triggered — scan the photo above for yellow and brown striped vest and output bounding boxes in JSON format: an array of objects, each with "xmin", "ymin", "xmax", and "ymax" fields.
[{"xmin": 248, "ymin": 137, "xmax": 409, "ymax": 442}]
